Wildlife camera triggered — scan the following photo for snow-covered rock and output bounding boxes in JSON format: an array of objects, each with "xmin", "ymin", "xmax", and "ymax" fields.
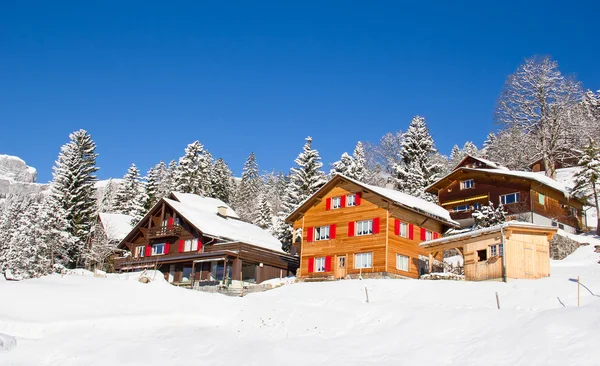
[
  {"xmin": 0, "ymin": 154, "xmax": 48, "ymax": 198},
  {"xmin": 0, "ymin": 333, "xmax": 17, "ymax": 351}
]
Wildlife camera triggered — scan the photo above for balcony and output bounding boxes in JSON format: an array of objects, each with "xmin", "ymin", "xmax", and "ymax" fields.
[{"xmin": 147, "ymin": 225, "xmax": 183, "ymax": 239}]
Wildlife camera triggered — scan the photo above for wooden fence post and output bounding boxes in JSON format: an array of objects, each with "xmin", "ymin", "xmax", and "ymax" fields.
[
  {"xmin": 578, "ymin": 276, "xmax": 580, "ymax": 307},
  {"xmin": 495, "ymin": 292, "xmax": 500, "ymax": 309},
  {"xmin": 364, "ymin": 286, "xmax": 369, "ymax": 303}
]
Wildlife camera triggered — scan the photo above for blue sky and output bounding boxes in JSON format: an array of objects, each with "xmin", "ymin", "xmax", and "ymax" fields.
[{"xmin": 1, "ymin": 1, "xmax": 599, "ymax": 183}]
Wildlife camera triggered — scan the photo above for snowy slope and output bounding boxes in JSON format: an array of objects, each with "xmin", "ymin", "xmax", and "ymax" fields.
[{"xmin": 1, "ymin": 235, "xmax": 599, "ymax": 365}]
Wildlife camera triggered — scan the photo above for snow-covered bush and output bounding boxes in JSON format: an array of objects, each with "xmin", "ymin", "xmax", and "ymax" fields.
[{"xmin": 472, "ymin": 202, "xmax": 507, "ymax": 229}]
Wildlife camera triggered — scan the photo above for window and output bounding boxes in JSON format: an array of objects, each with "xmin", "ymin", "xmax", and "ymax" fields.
[
  {"xmin": 399, "ymin": 222, "xmax": 408, "ymax": 238},
  {"xmin": 184, "ymin": 239, "xmax": 199, "ymax": 252},
  {"xmin": 152, "ymin": 243, "xmax": 165, "ymax": 255},
  {"xmin": 425, "ymin": 230, "xmax": 433, "ymax": 241},
  {"xmin": 356, "ymin": 220, "xmax": 373, "ymax": 236},
  {"xmin": 473, "ymin": 203, "xmax": 482, "ymax": 210},
  {"xmin": 538, "ymin": 193, "xmax": 545, "ymax": 205},
  {"xmin": 453, "ymin": 205, "xmax": 470, "ymax": 213},
  {"xmin": 136, "ymin": 246, "xmax": 145, "ymax": 258},
  {"xmin": 559, "ymin": 223, "xmax": 565, "ymax": 230},
  {"xmin": 332, "ymin": 196, "xmax": 341, "ymax": 209},
  {"xmin": 571, "ymin": 207, "xmax": 578, "ymax": 217},
  {"xmin": 355, "ymin": 253, "xmax": 372, "ymax": 269},
  {"xmin": 490, "ymin": 244, "xmax": 504, "ymax": 257},
  {"xmin": 476, "ymin": 249, "xmax": 487, "ymax": 262},
  {"xmin": 315, "ymin": 257, "xmax": 326, "ymax": 272},
  {"xmin": 346, "ymin": 194, "xmax": 357, "ymax": 207},
  {"xmin": 500, "ymin": 192, "xmax": 520, "ymax": 205},
  {"xmin": 396, "ymin": 254, "xmax": 409, "ymax": 271},
  {"xmin": 314, "ymin": 226, "xmax": 330, "ymax": 241},
  {"xmin": 460, "ymin": 179, "xmax": 474, "ymax": 189}
]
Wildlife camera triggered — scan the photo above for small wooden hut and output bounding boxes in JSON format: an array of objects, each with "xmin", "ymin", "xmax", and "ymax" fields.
[{"xmin": 420, "ymin": 221, "xmax": 558, "ymax": 281}]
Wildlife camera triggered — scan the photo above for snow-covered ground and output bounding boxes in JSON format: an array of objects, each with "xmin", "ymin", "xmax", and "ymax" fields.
[{"xmin": 1, "ymin": 234, "xmax": 599, "ymax": 366}]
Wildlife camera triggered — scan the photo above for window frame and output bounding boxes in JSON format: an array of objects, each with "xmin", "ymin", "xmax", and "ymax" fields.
[
  {"xmin": 152, "ymin": 243, "xmax": 166, "ymax": 255},
  {"xmin": 396, "ymin": 254, "xmax": 409, "ymax": 271},
  {"xmin": 356, "ymin": 220, "xmax": 373, "ymax": 236},
  {"xmin": 500, "ymin": 192, "xmax": 520, "ymax": 205},
  {"xmin": 452, "ymin": 205, "xmax": 470, "ymax": 213},
  {"xmin": 183, "ymin": 239, "xmax": 199, "ymax": 252},
  {"xmin": 331, "ymin": 196, "xmax": 341, "ymax": 209},
  {"xmin": 314, "ymin": 226, "xmax": 330, "ymax": 241},
  {"xmin": 425, "ymin": 230, "xmax": 433, "ymax": 241},
  {"xmin": 538, "ymin": 193, "xmax": 545, "ymax": 205},
  {"xmin": 399, "ymin": 222, "xmax": 408, "ymax": 238},
  {"xmin": 315, "ymin": 257, "xmax": 326, "ymax": 272},
  {"xmin": 136, "ymin": 246, "xmax": 145, "ymax": 258},
  {"xmin": 355, "ymin": 252, "xmax": 373, "ymax": 269},
  {"xmin": 460, "ymin": 179, "xmax": 475, "ymax": 190},
  {"xmin": 346, "ymin": 194, "xmax": 357, "ymax": 207}
]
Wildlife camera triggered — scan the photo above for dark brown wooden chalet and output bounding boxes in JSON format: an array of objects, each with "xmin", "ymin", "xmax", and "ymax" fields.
[
  {"xmin": 115, "ymin": 192, "xmax": 298, "ymax": 286},
  {"xmin": 286, "ymin": 174, "xmax": 459, "ymax": 280},
  {"xmin": 426, "ymin": 155, "xmax": 586, "ymax": 233}
]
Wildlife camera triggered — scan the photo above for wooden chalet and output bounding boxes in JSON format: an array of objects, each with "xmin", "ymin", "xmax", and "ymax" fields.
[
  {"xmin": 425, "ymin": 155, "xmax": 586, "ymax": 233},
  {"xmin": 115, "ymin": 193, "xmax": 298, "ymax": 286},
  {"xmin": 285, "ymin": 174, "xmax": 460, "ymax": 280},
  {"xmin": 420, "ymin": 221, "xmax": 558, "ymax": 281},
  {"xmin": 91, "ymin": 213, "xmax": 133, "ymax": 271}
]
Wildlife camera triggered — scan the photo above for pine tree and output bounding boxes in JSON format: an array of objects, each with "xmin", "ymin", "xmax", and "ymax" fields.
[
  {"xmin": 393, "ymin": 116, "xmax": 441, "ymax": 202},
  {"xmin": 482, "ymin": 132, "xmax": 497, "ymax": 158},
  {"xmin": 164, "ymin": 160, "xmax": 178, "ymax": 194},
  {"xmin": 330, "ymin": 152, "xmax": 354, "ymax": 176},
  {"xmin": 174, "ymin": 141, "xmax": 213, "ymax": 195},
  {"xmin": 98, "ymin": 178, "xmax": 117, "ymax": 213},
  {"xmin": 114, "ymin": 163, "xmax": 147, "ymax": 225},
  {"xmin": 350, "ymin": 141, "xmax": 367, "ymax": 182},
  {"xmin": 210, "ymin": 158, "xmax": 234, "ymax": 204},
  {"xmin": 49, "ymin": 129, "xmax": 98, "ymax": 267},
  {"xmin": 39, "ymin": 195, "xmax": 78, "ymax": 270},
  {"xmin": 572, "ymin": 139, "xmax": 600, "ymax": 234},
  {"xmin": 255, "ymin": 194, "xmax": 272, "ymax": 230},
  {"xmin": 234, "ymin": 153, "xmax": 262, "ymax": 222},
  {"xmin": 472, "ymin": 202, "xmax": 507, "ymax": 229},
  {"xmin": 462, "ymin": 141, "xmax": 479, "ymax": 157}
]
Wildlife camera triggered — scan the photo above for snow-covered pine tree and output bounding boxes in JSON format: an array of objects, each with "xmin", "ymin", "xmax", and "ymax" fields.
[
  {"xmin": 262, "ymin": 171, "xmax": 287, "ymax": 218},
  {"xmin": 145, "ymin": 161, "xmax": 169, "ymax": 209},
  {"xmin": 255, "ymin": 194, "xmax": 272, "ymax": 230},
  {"xmin": 39, "ymin": 194, "xmax": 78, "ymax": 270},
  {"xmin": 49, "ymin": 129, "xmax": 98, "ymax": 267},
  {"xmin": 234, "ymin": 153, "xmax": 262, "ymax": 222},
  {"xmin": 462, "ymin": 141, "xmax": 479, "ymax": 157},
  {"xmin": 210, "ymin": 158, "xmax": 234, "ymax": 204},
  {"xmin": 350, "ymin": 141, "xmax": 367, "ymax": 182},
  {"xmin": 393, "ymin": 116, "xmax": 441, "ymax": 202},
  {"xmin": 113, "ymin": 163, "xmax": 148, "ymax": 225},
  {"xmin": 330, "ymin": 152, "xmax": 354, "ymax": 177},
  {"xmin": 276, "ymin": 137, "xmax": 327, "ymax": 251},
  {"xmin": 482, "ymin": 132, "xmax": 497, "ymax": 158},
  {"xmin": 472, "ymin": 202, "xmax": 507, "ymax": 229},
  {"xmin": 572, "ymin": 139, "xmax": 600, "ymax": 234},
  {"xmin": 98, "ymin": 178, "xmax": 117, "ymax": 213},
  {"xmin": 174, "ymin": 141, "xmax": 213, "ymax": 196}
]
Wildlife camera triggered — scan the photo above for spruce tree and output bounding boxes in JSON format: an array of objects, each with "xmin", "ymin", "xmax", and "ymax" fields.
[
  {"xmin": 472, "ymin": 202, "xmax": 507, "ymax": 229},
  {"xmin": 573, "ymin": 139, "xmax": 600, "ymax": 234},
  {"xmin": 349, "ymin": 141, "xmax": 367, "ymax": 182},
  {"xmin": 174, "ymin": 141, "xmax": 213, "ymax": 195},
  {"xmin": 98, "ymin": 178, "xmax": 117, "ymax": 213},
  {"xmin": 211, "ymin": 158, "xmax": 234, "ymax": 204},
  {"xmin": 482, "ymin": 132, "xmax": 497, "ymax": 158},
  {"xmin": 255, "ymin": 194, "xmax": 272, "ymax": 230},
  {"xmin": 49, "ymin": 129, "xmax": 98, "ymax": 266},
  {"xmin": 393, "ymin": 116, "xmax": 441, "ymax": 202},
  {"xmin": 235, "ymin": 153, "xmax": 262, "ymax": 222},
  {"xmin": 145, "ymin": 161, "xmax": 169, "ymax": 209},
  {"xmin": 330, "ymin": 152, "xmax": 354, "ymax": 176},
  {"xmin": 114, "ymin": 163, "xmax": 148, "ymax": 224}
]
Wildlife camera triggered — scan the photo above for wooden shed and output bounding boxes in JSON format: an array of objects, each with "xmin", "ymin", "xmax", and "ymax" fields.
[{"xmin": 419, "ymin": 222, "xmax": 558, "ymax": 281}]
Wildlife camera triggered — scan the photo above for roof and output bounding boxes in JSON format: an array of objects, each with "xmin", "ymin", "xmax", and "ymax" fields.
[
  {"xmin": 98, "ymin": 213, "xmax": 134, "ymax": 241},
  {"xmin": 163, "ymin": 196, "xmax": 283, "ymax": 253},
  {"xmin": 286, "ymin": 174, "xmax": 459, "ymax": 227},
  {"xmin": 453, "ymin": 155, "xmax": 508, "ymax": 171},
  {"xmin": 419, "ymin": 221, "xmax": 558, "ymax": 249},
  {"xmin": 169, "ymin": 192, "xmax": 240, "ymax": 219}
]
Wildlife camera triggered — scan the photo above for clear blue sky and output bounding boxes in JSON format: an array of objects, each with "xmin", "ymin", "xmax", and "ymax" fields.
[{"xmin": 1, "ymin": 1, "xmax": 599, "ymax": 183}]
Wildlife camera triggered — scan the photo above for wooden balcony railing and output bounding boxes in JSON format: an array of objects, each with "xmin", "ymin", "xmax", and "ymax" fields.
[{"xmin": 147, "ymin": 225, "xmax": 183, "ymax": 239}]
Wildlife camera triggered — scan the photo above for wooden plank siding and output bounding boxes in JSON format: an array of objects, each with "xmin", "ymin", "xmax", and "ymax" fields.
[{"xmin": 293, "ymin": 182, "xmax": 447, "ymax": 280}]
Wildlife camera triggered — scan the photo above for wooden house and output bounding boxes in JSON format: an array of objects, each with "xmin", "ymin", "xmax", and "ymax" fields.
[
  {"xmin": 114, "ymin": 192, "xmax": 298, "ymax": 286},
  {"xmin": 285, "ymin": 174, "xmax": 459, "ymax": 280},
  {"xmin": 425, "ymin": 155, "xmax": 585, "ymax": 233},
  {"xmin": 90, "ymin": 213, "xmax": 133, "ymax": 271},
  {"xmin": 420, "ymin": 221, "xmax": 558, "ymax": 281}
]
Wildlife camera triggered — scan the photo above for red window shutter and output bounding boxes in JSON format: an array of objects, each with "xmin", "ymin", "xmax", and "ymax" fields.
[
  {"xmin": 145, "ymin": 245, "xmax": 151, "ymax": 256},
  {"xmin": 197, "ymin": 238, "xmax": 203, "ymax": 252},
  {"xmin": 373, "ymin": 217, "xmax": 380, "ymax": 234},
  {"xmin": 341, "ymin": 195, "xmax": 346, "ymax": 208},
  {"xmin": 308, "ymin": 257, "xmax": 314, "ymax": 273},
  {"xmin": 348, "ymin": 221, "xmax": 355, "ymax": 237},
  {"xmin": 325, "ymin": 256, "xmax": 332, "ymax": 272},
  {"xmin": 355, "ymin": 192, "xmax": 362, "ymax": 205},
  {"xmin": 178, "ymin": 239, "xmax": 184, "ymax": 253},
  {"xmin": 420, "ymin": 228, "xmax": 426, "ymax": 241},
  {"xmin": 168, "ymin": 218, "xmax": 174, "ymax": 228},
  {"xmin": 394, "ymin": 219, "xmax": 400, "ymax": 236},
  {"xmin": 307, "ymin": 227, "xmax": 314, "ymax": 242},
  {"xmin": 165, "ymin": 242, "xmax": 171, "ymax": 254},
  {"xmin": 330, "ymin": 224, "xmax": 336, "ymax": 239},
  {"xmin": 326, "ymin": 198, "xmax": 331, "ymax": 211},
  {"xmin": 408, "ymin": 224, "xmax": 414, "ymax": 240},
  {"xmin": 434, "ymin": 232, "xmax": 439, "ymax": 239}
]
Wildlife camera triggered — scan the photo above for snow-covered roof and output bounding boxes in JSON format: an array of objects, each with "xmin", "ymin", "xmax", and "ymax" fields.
[
  {"xmin": 164, "ymin": 197, "xmax": 283, "ymax": 253},
  {"xmin": 340, "ymin": 175, "xmax": 458, "ymax": 226},
  {"xmin": 473, "ymin": 168, "xmax": 571, "ymax": 196},
  {"xmin": 453, "ymin": 155, "xmax": 508, "ymax": 171},
  {"xmin": 536, "ymin": 167, "xmax": 581, "ymax": 191},
  {"xmin": 99, "ymin": 213, "xmax": 134, "ymax": 241},
  {"xmin": 420, "ymin": 221, "xmax": 557, "ymax": 248},
  {"xmin": 170, "ymin": 192, "xmax": 240, "ymax": 219}
]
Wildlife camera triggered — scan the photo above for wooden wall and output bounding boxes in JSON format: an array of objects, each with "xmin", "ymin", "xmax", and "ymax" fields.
[
  {"xmin": 293, "ymin": 182, "xmax": 445, "ymax": 279},
  {"xmin": 504, "ymin": 231, "xmax": 550, "ymax": 279}
]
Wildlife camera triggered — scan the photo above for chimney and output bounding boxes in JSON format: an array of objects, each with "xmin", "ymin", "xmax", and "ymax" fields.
[{"xmin": 217, "ymin": 206, "xmax": 228, "ymax": 217}]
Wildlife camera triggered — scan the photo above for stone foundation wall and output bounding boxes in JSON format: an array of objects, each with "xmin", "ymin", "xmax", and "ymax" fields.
[{"xmin": 549, "ymin": 234, "xmax": 580, "ymax": 260}]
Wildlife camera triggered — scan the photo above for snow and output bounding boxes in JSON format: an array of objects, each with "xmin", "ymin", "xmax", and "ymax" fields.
[
  {"xmin": 94, "ymin": 179, "xmax": 124, "ymax": 189},
  {"xmin": 444, "ymin": 255, "xmax": 464, "ymax": 266},
  {"xmin": 1, "ymin": 232, "xmax": 599, "ymax": 365},
  {"xmin": 98, "ymin": 212, "xmax": 134, "ymax": 241},
  {"xmin": 164, "ymin": 197, "xmax": 283, "ymax": 252},
  {"xmin": 170, "ymin": 192, "xmax": 240, "ymax": 219},
  {"xmin": 339, "ymin": 174, "xmax": 459, "ymax": 226}
]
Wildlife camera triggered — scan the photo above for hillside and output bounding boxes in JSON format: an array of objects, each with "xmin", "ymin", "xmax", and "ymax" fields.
[{"xmin": 1, "ymin": 233, "xmax": 598, "ymax": 365}]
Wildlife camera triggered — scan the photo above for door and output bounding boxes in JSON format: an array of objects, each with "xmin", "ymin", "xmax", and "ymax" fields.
[{"xmin": 335, "ymin": 256, "xmax": 346, "ymax": 279}]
